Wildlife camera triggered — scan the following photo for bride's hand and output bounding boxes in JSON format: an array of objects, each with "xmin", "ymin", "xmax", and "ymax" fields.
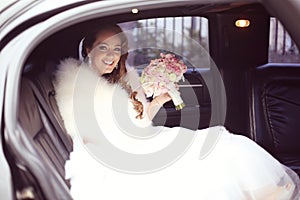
[
  {"xmin": 147, "ymin": 93, "xmax": 171, "ymax": 120},
  {"xmin": 153, "ymin": 93, "xmax": 172, "ymax": 106},
  {"xmin": 153, "ymin": 83, "xmax": 179, "ymax": 106}
]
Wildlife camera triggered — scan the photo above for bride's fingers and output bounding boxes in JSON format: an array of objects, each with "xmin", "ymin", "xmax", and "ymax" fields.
[
  {"xmin": 162, "ymin": 93, "xmax": 172, "ymax": 102},
  {"xmin": 154, "ymin": 93, "xmax": 171, "ymax": 105},
  {"xmin": 174, "ymin": 83, "xmax": 179, "ymax": 90}
]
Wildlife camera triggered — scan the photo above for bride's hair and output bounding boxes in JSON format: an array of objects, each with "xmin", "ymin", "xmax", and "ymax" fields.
[{"xmin": 82, "ymin": 24, "xmax": 143, "ymax": 118}]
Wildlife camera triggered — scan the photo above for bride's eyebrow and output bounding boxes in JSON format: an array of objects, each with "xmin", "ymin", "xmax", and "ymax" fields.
[
  {"xmin": 97, "ymin": 42, "xmax": 108, "ymax": 46},
  {"xmin": 98, "ymin": 42, "xmax": 121, "ymax": 47}
]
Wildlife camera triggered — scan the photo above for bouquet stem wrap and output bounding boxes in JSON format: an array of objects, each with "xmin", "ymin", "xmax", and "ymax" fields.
[{"xmin": 167, "ymin": 83, "xmax": 185, "ymax": 110}]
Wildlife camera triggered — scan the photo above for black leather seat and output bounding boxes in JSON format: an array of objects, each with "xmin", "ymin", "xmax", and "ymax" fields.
[
  {"xmin": 11, "ymin": 76, "xmax": 73, "ymax": 199},
  {"xmin": 249, "ymin": 63, "xmax": 300, "ymax": 176}
]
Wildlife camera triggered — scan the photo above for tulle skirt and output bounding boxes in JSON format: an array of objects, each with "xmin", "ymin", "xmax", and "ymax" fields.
[{"xmin": 65, "ymin": 126, "xmax": 300, "ymax": 200}]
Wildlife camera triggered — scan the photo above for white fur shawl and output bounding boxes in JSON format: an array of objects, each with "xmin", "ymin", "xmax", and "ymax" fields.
[{"xmin": 53, "ymin": 58, "xmax": 152, "ymax": 142}]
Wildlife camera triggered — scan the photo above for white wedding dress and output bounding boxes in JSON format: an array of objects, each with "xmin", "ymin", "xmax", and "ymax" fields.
[{"xmin": 54, "ymin": 58, "xmax": 300, "ymax": 200}]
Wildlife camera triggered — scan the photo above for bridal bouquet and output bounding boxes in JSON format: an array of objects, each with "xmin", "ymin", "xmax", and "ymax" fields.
[{"xmin": 140, "ymin": 53, "xmax": 187, "ymax": 110}]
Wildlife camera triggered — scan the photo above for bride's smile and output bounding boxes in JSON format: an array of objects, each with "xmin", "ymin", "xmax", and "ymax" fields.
[{"xmin": 87, "ymin": 31, "xmax": 122, "ymax": 75}]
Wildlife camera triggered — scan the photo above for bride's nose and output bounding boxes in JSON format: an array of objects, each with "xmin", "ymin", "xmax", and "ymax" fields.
[{"xmin": 105, "ymin": 50, "xmax": 116, "ymax": 59}]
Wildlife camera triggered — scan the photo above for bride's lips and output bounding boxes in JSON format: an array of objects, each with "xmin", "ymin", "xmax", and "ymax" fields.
[{"xmin": 103, "ymin": 60, "xmax": 115, "ymax": 67}]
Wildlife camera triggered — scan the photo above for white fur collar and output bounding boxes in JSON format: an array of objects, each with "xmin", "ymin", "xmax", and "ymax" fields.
[{"xmin": 53, "ymin": 58, "xmax": 151, "ymax": 142}]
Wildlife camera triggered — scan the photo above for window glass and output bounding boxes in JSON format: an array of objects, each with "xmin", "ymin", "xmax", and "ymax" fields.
[
  {"xmin": 269, "ymin": 17, "xmax": 300, "ymax": 63},
  {"xmin": 119, "ymin": 16, "xmax": 210, "ymax": 70}
]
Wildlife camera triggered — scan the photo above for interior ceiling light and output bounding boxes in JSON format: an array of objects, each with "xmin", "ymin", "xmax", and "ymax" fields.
[
  {"xmin": 131, "ymin": 8, "xmax": 139, "ymax": 14},
  {"xmin": 235, "ymin": 19, "xmax": 250, "ymax": 28}
]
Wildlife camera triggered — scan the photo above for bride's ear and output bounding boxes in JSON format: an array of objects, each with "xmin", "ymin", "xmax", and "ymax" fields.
[
  {"xmin": 87, "ymin": 53, "xmax": 92, "ymax": 66},
  {"xmin": 86, "ymin": 48, "xmax": 91, "ymax": 55}
]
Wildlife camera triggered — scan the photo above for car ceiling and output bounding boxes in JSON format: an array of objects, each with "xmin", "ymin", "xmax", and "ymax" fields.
[
  {"xmin": 1, "ymin": 0, "xmax": 300, "ymax": 74},
  {"xmin": 24, "ymin": 2, "xmax": 265, "ymax": 67}
]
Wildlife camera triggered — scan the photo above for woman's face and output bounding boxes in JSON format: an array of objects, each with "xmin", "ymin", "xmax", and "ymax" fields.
[{"xmin": 87, "ymin": 30, "xmax": 122, "ymax": 75}]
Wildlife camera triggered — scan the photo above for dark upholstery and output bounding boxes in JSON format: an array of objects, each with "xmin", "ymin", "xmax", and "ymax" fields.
[
  {"xmin": 31, "ymin": 71, "xmax": 73, "ymax": 153},
  {"xmin": 19, "ymin": 78, "xmax": 72, "ymax": 186},
  {"xmin": 249, "ymin": 63, "xmax": 300, "ymax": 176}
]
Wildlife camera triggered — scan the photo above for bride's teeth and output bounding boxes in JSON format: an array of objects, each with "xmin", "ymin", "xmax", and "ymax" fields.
[{"xmin": 104, "ymin": 61, "xmax": 113, "ymax": 65}]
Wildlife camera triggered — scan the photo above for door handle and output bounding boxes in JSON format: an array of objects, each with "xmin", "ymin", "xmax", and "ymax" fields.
[{"xmin": 179, "ymin": 84, "xmax": 203, "ymax": 88}]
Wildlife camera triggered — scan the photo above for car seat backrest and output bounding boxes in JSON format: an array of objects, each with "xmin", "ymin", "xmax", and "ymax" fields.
[
  {"xmin": 249, "ymin": 63, "xmax": 300, "ymax": 176},
  {"xmin": 18, "ymin": 77, "xmax": 72, "ymax": 187},
  {"xmin": 31, "ymin": 71, "xmax": 73, "ymax": 152}
]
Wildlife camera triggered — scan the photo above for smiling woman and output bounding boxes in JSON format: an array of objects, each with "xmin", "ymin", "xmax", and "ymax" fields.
[
  {"xmin": 82, "ymin": 25, "xmax": 124, "ymax": 76},
  {"xmin": 1, "ymin": 1, "xmax": 300, "ymax": 200},
  {"xmin": 50, "ymin": 21, "xmax": 300, "ymax": 199}
]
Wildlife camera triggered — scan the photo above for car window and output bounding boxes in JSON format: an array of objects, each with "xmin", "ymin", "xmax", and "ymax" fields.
[
  {"xmin": 118, "ymin": 16, "xmax": 210, "ymax": 70},
  {"xmin": 269, "ymin": 17, "xmax": 300, "ymax": 63}
]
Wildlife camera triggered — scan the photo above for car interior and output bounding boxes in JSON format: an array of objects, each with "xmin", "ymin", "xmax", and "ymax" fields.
[{"xmin": 3, "ymin": 1, "xmax": 300, "ymax": 199}]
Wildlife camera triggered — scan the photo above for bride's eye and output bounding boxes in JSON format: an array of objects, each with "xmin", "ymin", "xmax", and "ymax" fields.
[
  {"xmin": 98, "ymin": 44, "xmax": 108, "ymax": 51},
  {"xmin": 114, "ymin": 47, "xmax": 121, "ymax": 52}
]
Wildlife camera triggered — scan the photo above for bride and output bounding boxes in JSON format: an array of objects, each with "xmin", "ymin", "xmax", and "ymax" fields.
[{"xmin": 53, "ymin": 24, "xmax": 300, "ymax": 199}]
